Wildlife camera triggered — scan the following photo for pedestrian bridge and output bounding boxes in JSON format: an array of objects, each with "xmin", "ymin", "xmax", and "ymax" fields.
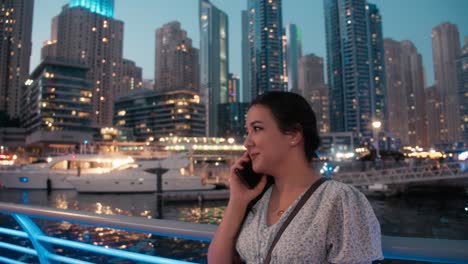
[{"xmin": 333, "ymin": 160, "xmax": 468, "ymax": 187}]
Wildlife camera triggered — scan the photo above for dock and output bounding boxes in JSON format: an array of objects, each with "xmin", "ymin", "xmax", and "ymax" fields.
[{"xmin": 161, "ymin": 189, "xmax": 229, "ymax": 202}]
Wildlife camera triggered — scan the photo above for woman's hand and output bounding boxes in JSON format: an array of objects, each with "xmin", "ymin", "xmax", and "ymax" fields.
[{"xmin": 228, "ymin": 152, "xmax": 268, "ymax": 207}]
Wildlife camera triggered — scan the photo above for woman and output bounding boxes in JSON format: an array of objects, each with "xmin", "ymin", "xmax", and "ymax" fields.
[{"xmin": 208, "ymin": 92, "xmax": 383, "ymax": 263}]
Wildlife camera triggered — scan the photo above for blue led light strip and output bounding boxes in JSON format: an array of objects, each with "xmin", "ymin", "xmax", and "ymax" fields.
[{"xmin": 69, "ymin": 0, "xmax": 114, "ymax": 18}]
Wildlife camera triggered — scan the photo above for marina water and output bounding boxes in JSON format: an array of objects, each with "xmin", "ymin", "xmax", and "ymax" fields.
[{"xmin": 0, "ymin": 189, "xmax": 467, "ymax": 263}]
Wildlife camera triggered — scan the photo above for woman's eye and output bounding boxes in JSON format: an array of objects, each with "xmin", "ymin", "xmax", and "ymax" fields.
[{"xmin": 253, "ymin": 126, "xmax": 262, "ymax": 131}]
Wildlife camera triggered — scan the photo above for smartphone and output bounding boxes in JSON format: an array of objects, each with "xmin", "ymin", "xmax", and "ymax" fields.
[{"xmin": 235, "ymin": 160, "xmax": 263, "ymax": 189}]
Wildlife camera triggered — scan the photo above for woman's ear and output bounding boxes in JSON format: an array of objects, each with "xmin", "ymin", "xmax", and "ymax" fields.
[{"xmin": 288, "ymin": 124, "xmax": 303, "ymax": 146}]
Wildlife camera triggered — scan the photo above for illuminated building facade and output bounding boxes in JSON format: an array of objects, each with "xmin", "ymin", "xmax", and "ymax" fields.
[
  {"xmin": 21, "ymin": 57, "xmax": 93, "ymax": 134},
  {"xmin": 114, "ymin": 90, "xmax": 205, "ymax": 141},
  {"xmin": 42, "ymin": 0, "xmax": 142, "ymax": 127},
  {"xmin": 199, "ymin": 0, "xmax": 229, "ymax": 137},
  {"xmin": 0, "ymin": 0, "xmax": 34, "ymax": 119}
]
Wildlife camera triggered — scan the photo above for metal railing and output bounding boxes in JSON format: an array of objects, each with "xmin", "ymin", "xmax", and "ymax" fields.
[{"xmin": 0, "ymin": 202, "xmax": 468, "ymax": 263}]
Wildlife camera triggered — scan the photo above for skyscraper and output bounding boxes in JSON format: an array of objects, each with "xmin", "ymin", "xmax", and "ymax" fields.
[
  {"xmin": 155, "ymin": 21, "xmax": 199, "ymax": 93},
  {"xmin": 367, "ymin": 4, "xmax": 387, "ymax": 133},
  {"xmin": 425, "ymin": 85, "xmax": 444, "ymax": 146},
  {"xmin": 298, "ymin": 54, "xmax": 329, "ymax": 134},
  {"xmin": 383, "ymin": 39, "xmax": 407, "ymax": 145},
  {"xmin": 281, "ymin": 30, "xmax": 288, "ymax": 91},
  {"xmin": 41, "ymin": 16, "xmax": 59, "ymax": 60},
  {"xmin": 199, "ymin": 0, "xmax": 229, "ymax": 136},
  {"xmin": 432, "ymin": 22, "xmax": 461, "ymax": 143},
  {"xmin": 119, "ymin": 59, "xmax": 143, "ymax": 96},
  {"xmin": 228, "ymin": 74, "xmax": 240, "ymax": 103},
  {"xmin": 241, "ymin": 10, "xmax": 251, "ymax": 103},
  {"xmin": 457, "ymin": 38, "xmax": 468, "ymax": 142},
  {"xmin": 384, "ymin": 39, "xmax": 428, "ymax": 147},
  {"xmin": 248, "ymin": 0, "xmax": 285, "ymax": 96},
  {"xmin": 400, "ymin": 41, "xmax": 428, "ymax": 147},
  {"xmin": 0, "ymin": 0, "xmax": 34, "ymax": 119},
  {"xmin": 324, "ymin": 0, "xmax": 373, "ymax": 141},
  {"xmin": 285, "ymin": 23, "xmax": 302, "ymax": 93},
  {"xmin": 42, "ymin": 0, "xmax": 142, "ymax": 127}
]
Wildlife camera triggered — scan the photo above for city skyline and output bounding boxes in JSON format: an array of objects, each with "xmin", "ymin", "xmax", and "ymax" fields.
[{"xmin": 31, "ymin": 0, "xmax": 468, "ymax": 86}]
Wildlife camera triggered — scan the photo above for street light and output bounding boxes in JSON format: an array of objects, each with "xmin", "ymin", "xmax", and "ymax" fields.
[{"xmin": 372, "ymin": 120, "xmax": 382, "ymax": 159}]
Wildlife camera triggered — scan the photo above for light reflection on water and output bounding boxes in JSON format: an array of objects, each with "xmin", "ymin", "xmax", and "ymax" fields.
[
  {"xmin": 0, "ymin": 189, "xmax": 467, "ymax": 263},
  {"xmin": 0, "ymin": 190, "xmax": 225, "ymax": 263}
]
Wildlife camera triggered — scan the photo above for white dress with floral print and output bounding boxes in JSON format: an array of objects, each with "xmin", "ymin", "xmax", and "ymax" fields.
[{"xmin": 236, "ymin": 180, "xmax": 383, "ymax": 263}]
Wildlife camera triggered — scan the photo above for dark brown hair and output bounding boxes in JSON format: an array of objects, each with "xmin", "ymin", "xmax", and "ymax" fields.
[{"xmin": 249, "ymin": 91, "xmax": 321, "ymax": 161}]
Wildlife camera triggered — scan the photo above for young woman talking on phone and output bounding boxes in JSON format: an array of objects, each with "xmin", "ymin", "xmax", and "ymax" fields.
[{"xmin": 208, "ymin": 92, "xmax": 383, "ymax": 263}]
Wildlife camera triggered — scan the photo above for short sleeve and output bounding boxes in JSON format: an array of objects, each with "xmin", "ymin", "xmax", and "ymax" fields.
[{"xmin": 326, "ymin": 185, "xmax": 383, "ymax": 263}]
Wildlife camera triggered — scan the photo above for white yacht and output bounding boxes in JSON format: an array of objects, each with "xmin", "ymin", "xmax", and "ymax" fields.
[
  {"xmin": 0, "ymin": 154, "xmax": 135, "ymax": 189},
  {"xmin": 66, "ymin": 152, "xmax": 216, "ymax": 193}
]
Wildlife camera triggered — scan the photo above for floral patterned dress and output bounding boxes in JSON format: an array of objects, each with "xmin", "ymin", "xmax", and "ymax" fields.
[{"xmin": 236, "ymin": 180, "xmax": 383, "ymax": 263}]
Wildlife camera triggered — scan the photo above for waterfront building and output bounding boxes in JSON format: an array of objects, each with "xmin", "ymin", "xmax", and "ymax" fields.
[
  {"xmin": 247, "ymin": 0, "xmax": 285, "ymax": 96},
  {"xmin": 0, "ymin": 0, "xmax": 34, "ymax": 119},
  {"xmin": 155, "ymin": 21, "xmax": 199, "ymax": 93},
  {"xmin": 42, "ymin": 0, "xmax": 142, "ymax": 127},
  {"xmin": 21, "ymin": 57, "xmax": 94, "ymax": 150},
  {"xmin": 0, "ymin": 128, "xmax": 27, "ymax": 149},
  {"xmin": 114, "ymin": 89, "xmax": 205, "ymax": 141},
  {"xmin": 432, "ymin": 22, "xmax": 462, "ymax": 143}
]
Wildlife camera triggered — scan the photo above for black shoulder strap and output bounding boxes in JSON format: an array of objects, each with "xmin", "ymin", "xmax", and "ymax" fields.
[{"xmin": 263, "ymin": 177, "xmax": 328, "ymax": 264}]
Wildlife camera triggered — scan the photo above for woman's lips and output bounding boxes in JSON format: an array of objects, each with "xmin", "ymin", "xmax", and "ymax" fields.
[{"xmin": 250, "ymin": 153, "xmax": 259, "ymax": 160}]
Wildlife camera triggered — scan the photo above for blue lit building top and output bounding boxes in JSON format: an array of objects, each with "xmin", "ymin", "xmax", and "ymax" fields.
[{"xmin": 69, "ymin": 0, "xmax": 114, "ymax": 18}]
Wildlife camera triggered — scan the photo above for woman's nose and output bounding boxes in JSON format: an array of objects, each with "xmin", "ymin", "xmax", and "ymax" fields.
[{"xmin": 243, "ymin": 134, "xmax": 253, "ymax": 149}]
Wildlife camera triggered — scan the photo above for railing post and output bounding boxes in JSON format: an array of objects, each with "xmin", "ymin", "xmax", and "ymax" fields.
[
  {"xmin": 154, "ymin": 165, "xmax": 165, "ymax": 219},
  {"xmin": 12, "ymin": 214, "xmax": 53, "ymax": 264}
]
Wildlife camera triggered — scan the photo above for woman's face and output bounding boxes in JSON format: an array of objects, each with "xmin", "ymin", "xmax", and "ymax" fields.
[{"xmin": 243, "ymin": 105, "xmax": 292, "ymax": 175}]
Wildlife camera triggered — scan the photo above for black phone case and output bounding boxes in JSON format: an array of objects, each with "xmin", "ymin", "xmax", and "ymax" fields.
[{"xmin": 235, "ymin": 160, "xmax": 263, "ymax": 189}]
